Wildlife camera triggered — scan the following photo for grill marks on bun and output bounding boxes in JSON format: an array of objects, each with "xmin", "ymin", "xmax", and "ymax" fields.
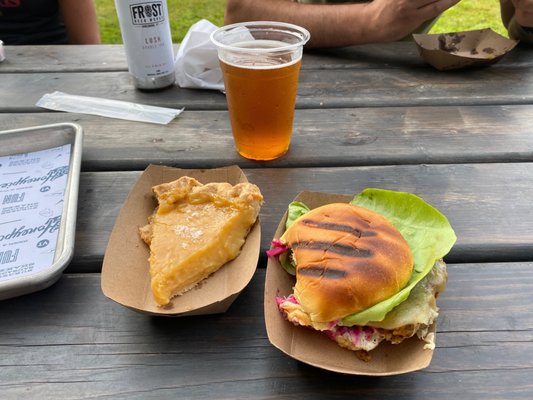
[
  {"xmin": 299, "ymin": 265, "xmax": 347, "ymax": 279},
  {"xmin": 299, "ymin": 219, "xmax": 377, "ymax": 237},
  {"xmin": 281, "ymin": 203, "xmax": 414, "ymax": 324},
  {"xmin": 291, "ymin": 241, "xmax": 373, "ymax": 258}
]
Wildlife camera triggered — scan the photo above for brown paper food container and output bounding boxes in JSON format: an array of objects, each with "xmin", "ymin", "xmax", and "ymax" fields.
[
  {"xmin": 413, "ymin": 28, "xmax": 518, "ymax": 71},
  {"xmin": 101, "ymin": 164, "xmax": 261, "ymax": 316},
  {"xmin": 264, "ymin": 191, "xmax": 436, "ymax": 375}
]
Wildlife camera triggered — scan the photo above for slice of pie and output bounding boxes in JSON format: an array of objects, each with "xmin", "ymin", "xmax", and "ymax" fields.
[{"xmin": 139, "ymin": 176, "xmax": 263, "ymax": 306}]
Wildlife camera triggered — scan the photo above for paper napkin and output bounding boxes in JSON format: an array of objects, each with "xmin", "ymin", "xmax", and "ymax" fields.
[{"xmin": 174, "ymin": 19, "xmax": 224, "ymax": 91}]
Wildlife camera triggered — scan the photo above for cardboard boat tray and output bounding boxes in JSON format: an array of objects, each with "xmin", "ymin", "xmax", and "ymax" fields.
[
  {"xmin": 265, "ymin": 191, "xmax": 436, "ymax": 375},
  {"xmin": 101, "ymin": 164, "xmax": 261, "ymax": 316}
]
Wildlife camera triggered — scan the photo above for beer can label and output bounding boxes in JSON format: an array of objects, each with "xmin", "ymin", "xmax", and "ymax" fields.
[{"xmin": 115, "ymin": 0, "xmax": 174, "ymax": 81}]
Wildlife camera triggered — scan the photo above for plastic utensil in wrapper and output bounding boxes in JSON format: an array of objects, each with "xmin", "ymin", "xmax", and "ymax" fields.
[{"xmin": 36, "ymin": 91, "xmax": 183, "ymax": 124}]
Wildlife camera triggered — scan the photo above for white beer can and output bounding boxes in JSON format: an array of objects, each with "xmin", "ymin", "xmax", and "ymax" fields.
[{"xmin": 115, "ymin": 0, "xmax": 175, "ymax": 89}]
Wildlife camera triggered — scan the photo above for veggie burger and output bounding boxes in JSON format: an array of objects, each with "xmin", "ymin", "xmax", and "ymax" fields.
[{"xmin": 267, "ymin": 189, "xmax": 456, "ymax": 357}]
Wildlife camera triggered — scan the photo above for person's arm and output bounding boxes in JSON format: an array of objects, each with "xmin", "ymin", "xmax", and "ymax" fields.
[
  {"xmin": 225, "ymin": 0, "xmax": 460, "ymax": 48},
  {"xmin": 500, "ymin": 0, "xmax": 533, "ymax": 43},
  {"xmin": 59, "ymin": 0, "xmax": 101, "ymax": 44}
]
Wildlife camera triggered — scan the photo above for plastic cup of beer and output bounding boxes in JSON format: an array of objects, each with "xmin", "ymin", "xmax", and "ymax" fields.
[{"xmin": 211, "ymin": 21, "xmax": 310, "ymax": 161}]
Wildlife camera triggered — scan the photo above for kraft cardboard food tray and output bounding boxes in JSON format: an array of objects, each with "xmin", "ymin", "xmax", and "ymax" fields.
[
  {"xmin": 264, "ymin": 191, "xmax": 436, "ymax": 375},
  {"xmin": 101, "ymin": 164, "xmax": 261, "ymax": 316},
  {"xmin": 413, "ymin": 28, "xmax": 518, "ymax": 71}
]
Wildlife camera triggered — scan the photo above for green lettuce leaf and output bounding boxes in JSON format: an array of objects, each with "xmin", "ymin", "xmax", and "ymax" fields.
[
  {"xmin": 286, "ymin": 201, "xmax": 310, "ymax": 229},
  {"xmin": 341, "ymin": 188, "xmax": 457, "ymax": 326},
  {"xmin": 278, "ymin": 201, "xmax": 311, "ymax": 276},
  {"xmin": 279, "ymin": 251, "xmax": 296, "ymax": 275}
]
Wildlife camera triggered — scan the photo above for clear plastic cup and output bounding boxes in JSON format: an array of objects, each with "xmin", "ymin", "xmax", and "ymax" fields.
[{"xmin": 211, "ymin": 21, "xmax": 310, "ymax": 161}]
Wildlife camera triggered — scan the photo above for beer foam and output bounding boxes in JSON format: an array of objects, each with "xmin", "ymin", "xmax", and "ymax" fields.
[{"xmin": 219, "ymin": 40, "xmax": 302, "ymax": 70}]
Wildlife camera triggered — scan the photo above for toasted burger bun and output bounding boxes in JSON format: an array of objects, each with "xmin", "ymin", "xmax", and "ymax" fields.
[
  {"xmin": 277, "ymin": 259, "xmax": 447, "ymax": 352},
  {"xmin": 280, "ymin": 203, "xmax": 414, "ymax": 324}
]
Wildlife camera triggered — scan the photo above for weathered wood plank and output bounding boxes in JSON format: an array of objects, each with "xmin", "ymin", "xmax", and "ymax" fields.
[
  {"xmin": 0, "ymin": 43, "xmax": 429, "ymax": 72},
  {"xmin": 3, "ymin": 43, "xmax": 533, "ymax": 73},
  {"xmin": 71, "ymin": 163, "xmax": 533, "ymax": 272},
  {"xmin": 308, "ymin": 41, "xmax": 533, "ymax": 69},
  {"xmin": 1, "ymin": 42, "xmax": 531, "ymax": 400},
  {"xmin": 0, "ymin": 263, "xmax": 532, "ymax": 399},
  {"xmin": 0, "ymin": 71, "xmax": 225, "ymax": 112},
  {"xmin": 1, "ymin": 45, "xmax": 128, "ymax": 73},
  {"xmin": 2, "ymin": 105, "xmax": 533, "ymax": 170},
  {"xmin": 3, "ymin": 62, "xmax": 533, "ymax": 112}
]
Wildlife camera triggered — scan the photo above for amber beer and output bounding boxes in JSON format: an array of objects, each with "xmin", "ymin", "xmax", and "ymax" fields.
[
  {"xmin": 220, "ymin": 45, "xmax": 302, "ymax": 160},
  {"xmin": 212, "ymin": 22, "xmax": 310, "ymax": 161}
]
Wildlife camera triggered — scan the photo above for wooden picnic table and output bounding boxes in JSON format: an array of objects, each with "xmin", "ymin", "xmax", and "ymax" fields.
[{"xmin": 0, "ymin": 42, "xmax": 532, "ymax": 399}]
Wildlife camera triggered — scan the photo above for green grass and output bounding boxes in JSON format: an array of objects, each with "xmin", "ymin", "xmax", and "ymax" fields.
[
  {"xmin": 431, "ymin": 0, "xmax": 507, "ymax": 37},
  {"xmin": 95, "ymin": 0, "xmax": 507, "ymax": 44},
  {"xmin": 96, "ymin": 0, "xmax": 225, "ymax": 44}
]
